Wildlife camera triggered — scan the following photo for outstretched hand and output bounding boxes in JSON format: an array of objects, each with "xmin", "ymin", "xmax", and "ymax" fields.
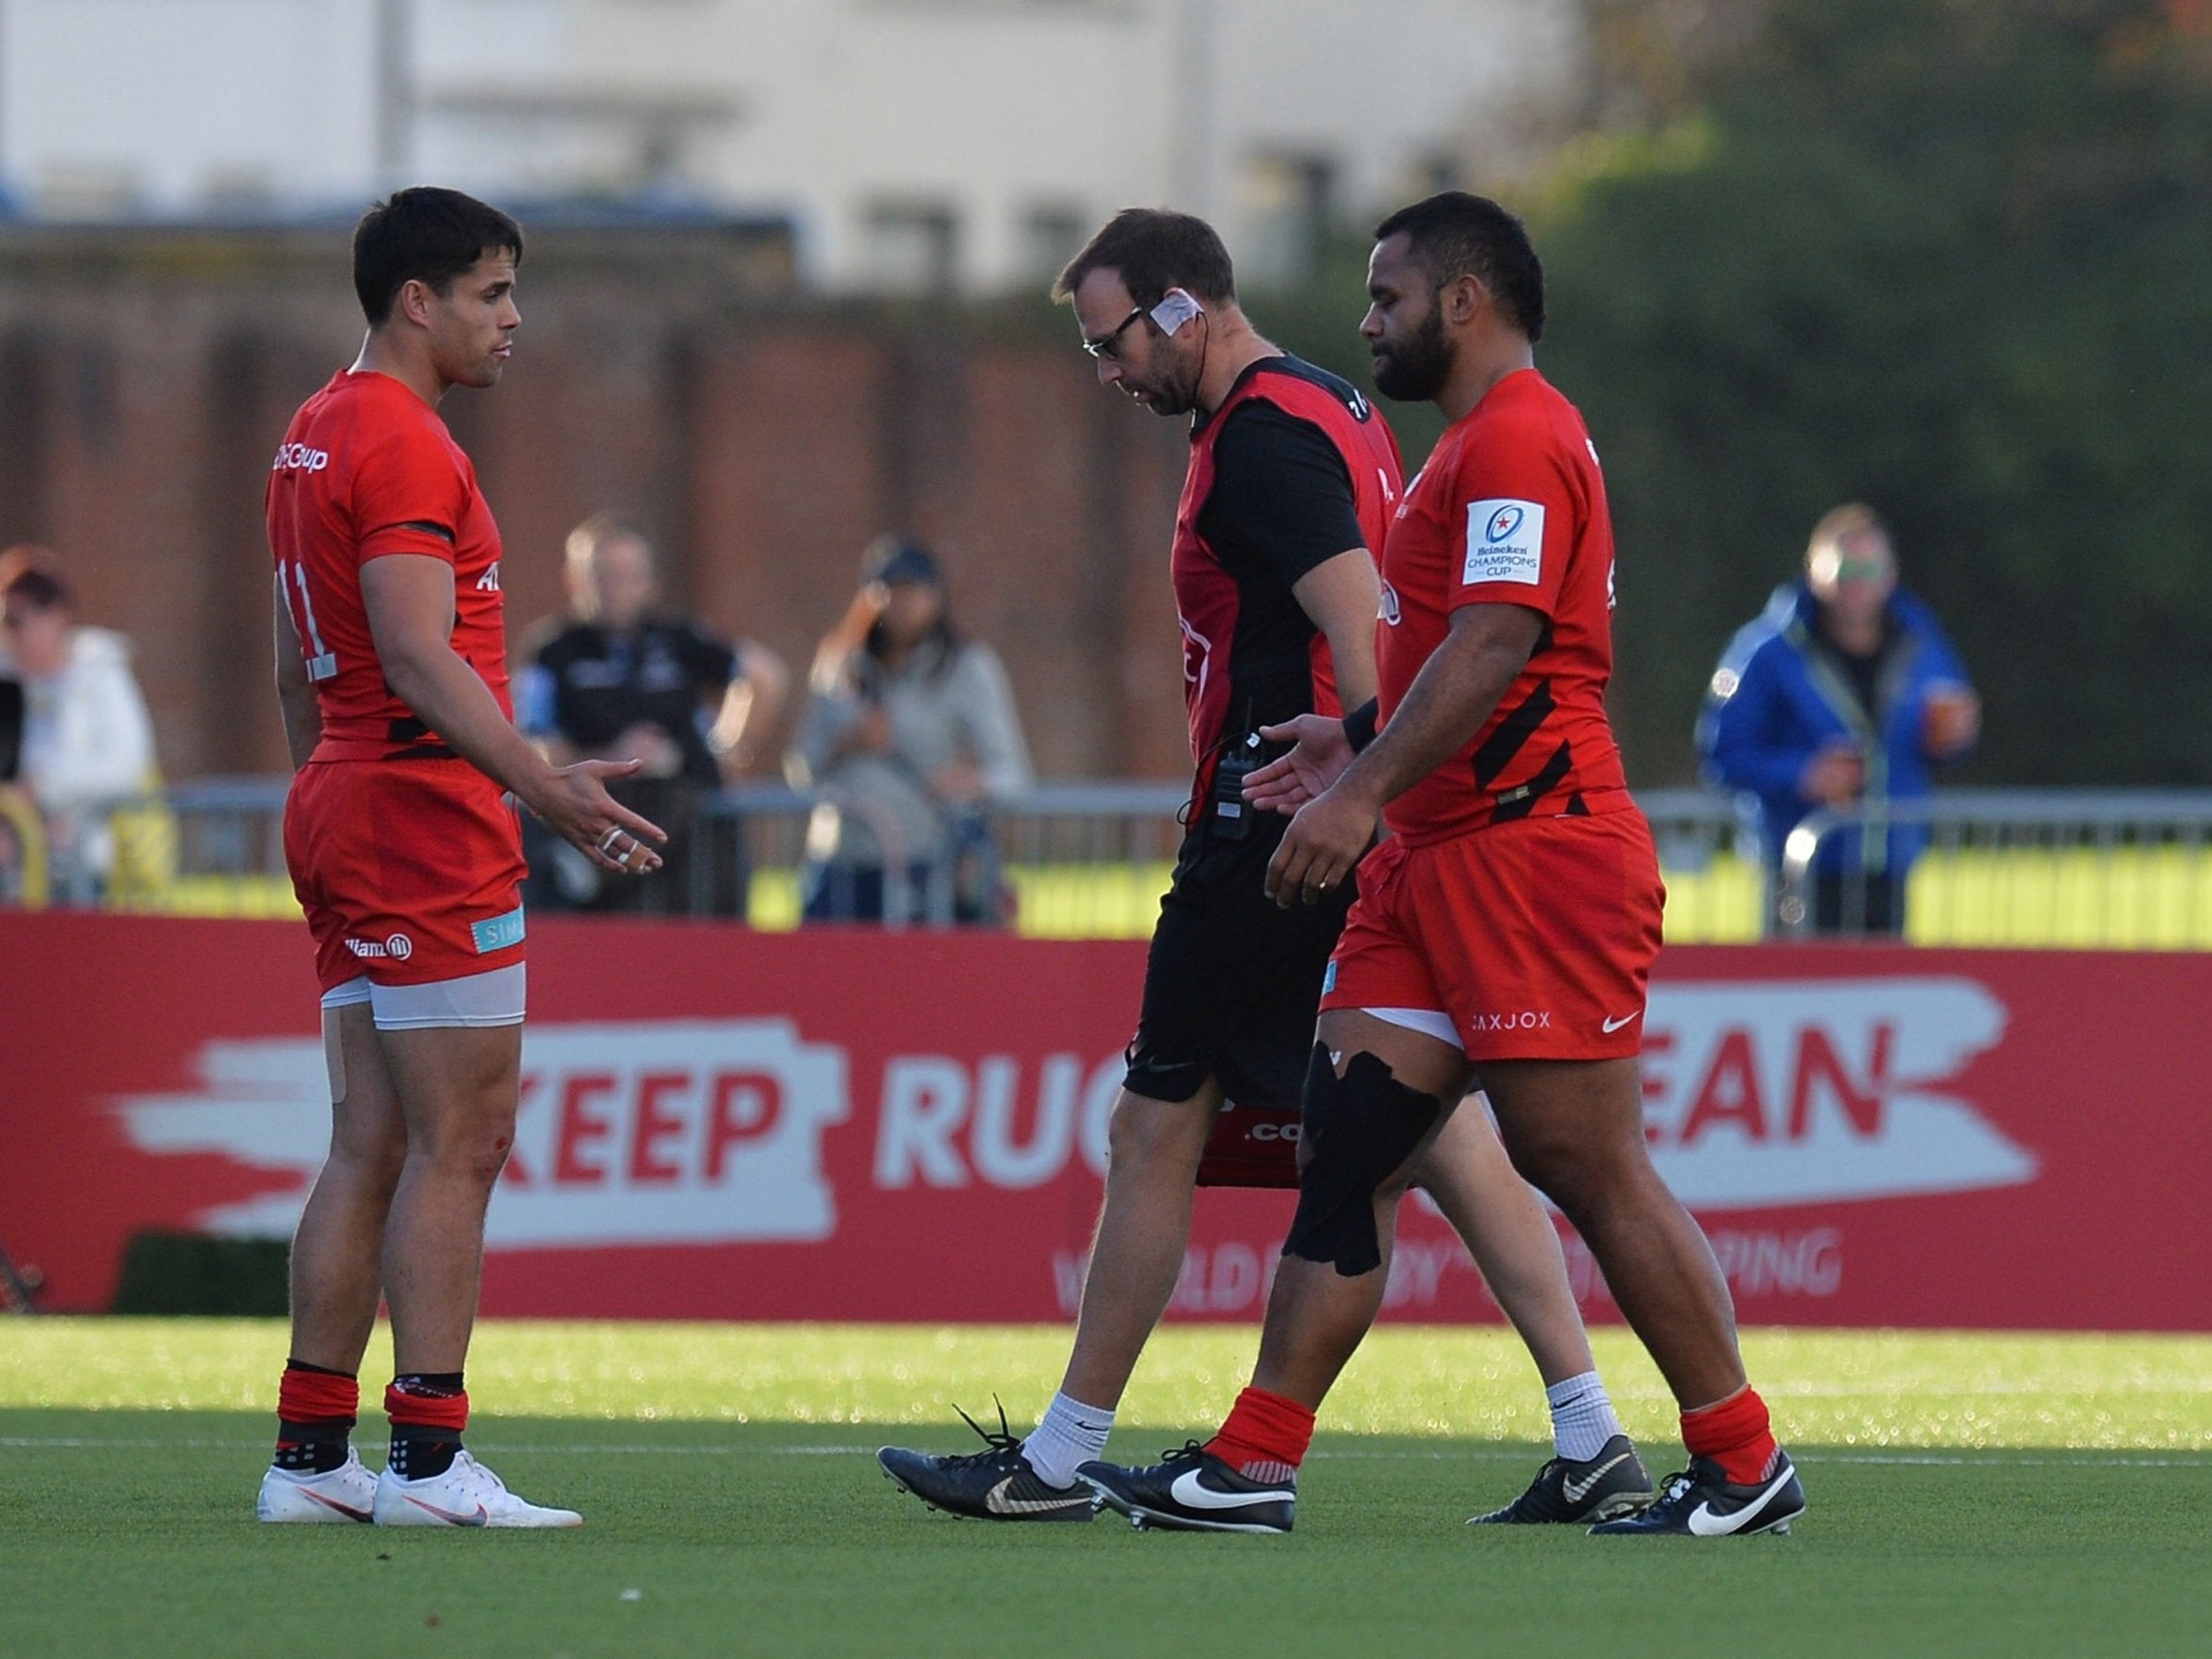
[
  {"xmin": 535, "ymin": 756, "xmax": 669, "ymax": 875},
  {"xmin": 1242, "ymin": 713, "xmax": 1355, "ymax": 815},
  {"xmin": 1264, "ymin": 782, "xmax": 1379, "ymax": 908}
]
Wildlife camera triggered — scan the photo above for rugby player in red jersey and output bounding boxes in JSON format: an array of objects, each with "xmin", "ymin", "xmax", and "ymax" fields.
[
  {"xmin": 878, "ymin": 208, "xmax": 1651, "ymax": 1530},
  {"xmin": 255, "ymin": 188, "xmax": 663, "ymax": 1529},
  {"xmin": 1083, "ymin": 194, "xmax": 1804, "ymax": 1537}
]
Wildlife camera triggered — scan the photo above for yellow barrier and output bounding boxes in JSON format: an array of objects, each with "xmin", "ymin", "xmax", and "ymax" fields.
[
  {"xmin": 1903, "ymin": 845, "xmax": 2212, "ymax": 950},
  {"xmin": 757, "ymin": 849, "xmax": 2212, "ymax": 947},
  {"xmin": 58, "ymin": 845, "xmax": 2212, "ymax": 949},
  {"xmin": 0, "ymin": 789, "xmax": 50, "ymax": 907}
]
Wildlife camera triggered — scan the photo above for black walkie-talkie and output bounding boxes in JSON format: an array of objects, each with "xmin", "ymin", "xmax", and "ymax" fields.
[{"xmin": 1210, "ymin": 732, "xmax": 1263, "ymax": 841}]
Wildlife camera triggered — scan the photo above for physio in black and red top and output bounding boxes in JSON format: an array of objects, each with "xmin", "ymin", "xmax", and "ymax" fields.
[{"xmin": 1172, "ymin": 353, "xmax": 1401, "ymax": 828}]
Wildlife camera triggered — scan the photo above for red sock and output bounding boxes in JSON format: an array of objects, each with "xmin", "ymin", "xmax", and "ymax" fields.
[
  {"xmin": 279, "ymin": 1362, "xmax": 359, "ymax": 1427},
  {"xmin": 1204, "ymin": 1386, "xmax": 1315, "ymax": 1481},
  {"xmin": 385, "ymin": 1375, "xmax": 471, "ymax": 1481},
  {"xmin": 384, "ymin": 1378, "xmax": 470, "ymax": 1435},
  {"xmin": 1680, "ymin": 1385, "xmax": 1780, "ymax": 1485},
  {"xmin": 274, "ymin": 1361, "xmax": 358, "ymax": 1472}
]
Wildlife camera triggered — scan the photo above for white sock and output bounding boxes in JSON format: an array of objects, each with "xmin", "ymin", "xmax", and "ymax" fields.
[
  {"xmin": 1545, "ymin": 1370, "xmax": 1625, "ymax": 1462},
  {"xmin": 1021, "ymin": 1392, "xmax": 1115, "ymax": 1488}
]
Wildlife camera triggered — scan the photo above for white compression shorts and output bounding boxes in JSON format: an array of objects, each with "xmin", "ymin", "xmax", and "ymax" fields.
[
  {"xmin": 1361, "ymin": 1005, "xmax": 1465, "ymax": 1053},
  {"xmin": 317, "ymin": 963, "xmax": 527, "ymax": 1030}
]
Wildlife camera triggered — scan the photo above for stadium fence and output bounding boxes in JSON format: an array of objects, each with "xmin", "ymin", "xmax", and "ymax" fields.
[{"xmin": 6, "ymin": 780, "xmax": 2212, "ymax": 948}]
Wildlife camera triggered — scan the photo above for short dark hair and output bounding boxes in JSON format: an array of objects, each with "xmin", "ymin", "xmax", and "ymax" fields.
[
  {"xmin": 3, "ymin": 565, "xmax": 69, "ymax": 615},
  {"xmin": 1053, "ymin": 208, "xmax": 1235, "ymax": 308},
  {"xmin": 1373, "ymin": 192, "xmax": 1544, "ymax": 342},
  {"xmin": 353, "ymin": 187, "xmax": 524, "ymax": 327}
]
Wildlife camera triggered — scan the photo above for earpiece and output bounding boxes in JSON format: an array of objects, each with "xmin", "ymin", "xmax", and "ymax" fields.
[{"xmin": 1150, "ymin": 289, "xmax": 1204, "ymax": 335}]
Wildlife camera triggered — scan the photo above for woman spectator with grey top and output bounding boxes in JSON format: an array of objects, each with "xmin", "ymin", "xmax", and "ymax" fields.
[
  {"xmin": 1, "ymin": 557, "xmax": 159, "ymax": 900},
  {"xmin": 788, "ymin": 537, "xmax": 1031, "ymax": 924}
]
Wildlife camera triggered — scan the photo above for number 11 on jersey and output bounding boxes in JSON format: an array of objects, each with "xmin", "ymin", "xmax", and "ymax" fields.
[{"xmin": 280, "ymin": 559, "xmax": 340, "ymax": 682}]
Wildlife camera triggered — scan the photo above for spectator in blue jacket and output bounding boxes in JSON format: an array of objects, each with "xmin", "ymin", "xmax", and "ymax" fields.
[{"xmin": 1698, "ymin": 504, "xmax": 1979, "ymax": 936}]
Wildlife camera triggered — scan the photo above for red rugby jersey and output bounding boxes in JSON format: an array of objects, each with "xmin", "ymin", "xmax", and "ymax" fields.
[
  {"xmin": 1172, "ymin": 355, "xmax": 1403, "ymax": 816},
  {"xmin": 266, "ymin": 370, "xmax": 511, "ymax": 762},
  {"xmin": 1377, "ymin": 368, "xmax": 1629, "ymax": 844}
]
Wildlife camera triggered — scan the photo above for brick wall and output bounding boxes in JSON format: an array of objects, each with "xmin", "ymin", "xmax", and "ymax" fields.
[{"xmin": 0, "ymin": 225, "xmax": 1196, "ymax": 783}]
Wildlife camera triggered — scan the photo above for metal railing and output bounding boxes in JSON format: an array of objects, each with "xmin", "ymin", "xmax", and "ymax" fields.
[
  {"xmin": 706, "ymin": 781, "xmax": 1197, "ymax": 935},
  {"xmin": 7, "ymin": 777, "xmax": 1217, "ymax": 936},
  {"xmin": 1779, "ymin": 790, "xmax": 2212, "ymax": 947},
  {"xmin": 14, "ymin": 780, "xmax": 2212, "ymax": 950}
]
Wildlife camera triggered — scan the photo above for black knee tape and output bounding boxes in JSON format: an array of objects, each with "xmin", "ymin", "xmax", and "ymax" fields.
[{"xmin": 1282, "ymin": 1044, "xmax": 1444, "ymax": 1277}]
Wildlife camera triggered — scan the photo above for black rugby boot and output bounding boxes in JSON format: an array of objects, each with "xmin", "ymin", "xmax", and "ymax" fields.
[
  {"xmin": 1467, "ymin": 1433, "xmax": 1655, "ymax": 1525},
  {"xmin": 1078, "ymin": 1441, "xmax": 1295, "ymax": 1534},
  {"xmin": 1588, "ymin": 1450, "xmax": 1805, "ymax": 1536},
  {"xmin": 877, "ymin": 1401, "xmax": 1096, "ymax": 1522}
]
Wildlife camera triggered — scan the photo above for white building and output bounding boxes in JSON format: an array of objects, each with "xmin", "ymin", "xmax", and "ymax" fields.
[{"xmin": 0, "ymin": 0, "xmax": 1585, "ymax": 291}]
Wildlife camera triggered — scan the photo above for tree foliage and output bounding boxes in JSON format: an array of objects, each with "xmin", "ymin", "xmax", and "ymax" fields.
[{"xmin": 1531, "ymin": 0, "xmax": 2212, "ymax": 783}]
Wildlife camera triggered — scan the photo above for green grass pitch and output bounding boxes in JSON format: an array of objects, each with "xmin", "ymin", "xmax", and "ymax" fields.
[{"xmin": 4, "ymin": 1320, "xmax": 2208, "ymax": 1656}]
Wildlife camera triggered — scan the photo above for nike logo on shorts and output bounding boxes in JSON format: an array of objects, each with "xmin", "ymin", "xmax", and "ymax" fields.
[{"xmin": 1600, "ymin": 1012, "xmax": 1642, "ymax": 1033}]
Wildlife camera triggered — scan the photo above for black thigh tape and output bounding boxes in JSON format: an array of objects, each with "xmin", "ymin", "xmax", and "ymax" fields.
[{"xmin": 1282, "ymin": 1044, "xmax": 1444, "ymax": 1277}]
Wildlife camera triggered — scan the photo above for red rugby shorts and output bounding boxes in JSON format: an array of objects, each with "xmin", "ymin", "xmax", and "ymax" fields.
[
  {"xmin": 284, "ymin": 758, "xmax": 527, "ymax": 995},
  {"xmin": 1320, "ymin": 810, "xmax": 1664, "ymax": 1060}
]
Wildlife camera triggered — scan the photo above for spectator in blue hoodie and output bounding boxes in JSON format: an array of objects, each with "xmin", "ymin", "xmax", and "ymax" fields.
[{"xmin": 1698, "ymin": 504, "xmax": 1978, "ymax": 936}]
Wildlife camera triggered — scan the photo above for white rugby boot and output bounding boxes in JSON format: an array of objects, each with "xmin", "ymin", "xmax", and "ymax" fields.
[
  {"xmin": 372, "ymin": 1450, "xmax": 583, "ymax": 1529},
  {"xmin": 257, "ymin": 1449, "xmax": 378, "ymax": 1524}
]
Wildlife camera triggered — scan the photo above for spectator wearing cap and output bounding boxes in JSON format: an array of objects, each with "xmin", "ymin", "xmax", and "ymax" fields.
[
  {"xmin": 788, "ymin": 535, "xmax": 1032, "ymax": 924},
  {"xmin": 1698, "ymin": 504, "xmax": 1979, "ymax": 935},
  {"xmin": 516, "ymin": 513, "xmax": 789, "ymax": 914},
  {"xmin": 1, "ymin": 555, "xmax": 160, "ymax": 899}
]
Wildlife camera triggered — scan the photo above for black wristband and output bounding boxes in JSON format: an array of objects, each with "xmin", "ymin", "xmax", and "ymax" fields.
[{"xmin": 1342, "ymin": 699, "xmax": 1380, "ymax": 754}]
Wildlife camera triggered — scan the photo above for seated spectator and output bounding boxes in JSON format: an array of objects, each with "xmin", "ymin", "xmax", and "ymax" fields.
[
  {"xmin": 0, "ymin": 549, "xmax": 24, "ymax": 785},
  {"xmin": 1698, "ymin": 504, "xmax": 1979, "ymax": 935},
  {"xmin": 1, "ymin": 556, "xmax": 160, "ymax": 901},
  {"xmin": 789, "ymin": 537, "xmax": 1031, "ymax": 925},
  {"xmin": 515, "ymin": 513, "xmax": 788, "ymax": 915}
]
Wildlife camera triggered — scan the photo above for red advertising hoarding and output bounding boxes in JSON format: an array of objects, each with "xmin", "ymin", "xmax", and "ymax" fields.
[{"xmin": 3, "ymin": 911, "xmax": 2206, "ymax": 1329}]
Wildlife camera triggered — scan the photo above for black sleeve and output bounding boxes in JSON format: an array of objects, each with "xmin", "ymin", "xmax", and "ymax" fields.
[
  {"xmin": 1196, "ymin": 402, "xmax": 1367, "ymax": 590},
  {"xmin": 678, "ymin": 624, "xmax": 739, "ymax": 690}
]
